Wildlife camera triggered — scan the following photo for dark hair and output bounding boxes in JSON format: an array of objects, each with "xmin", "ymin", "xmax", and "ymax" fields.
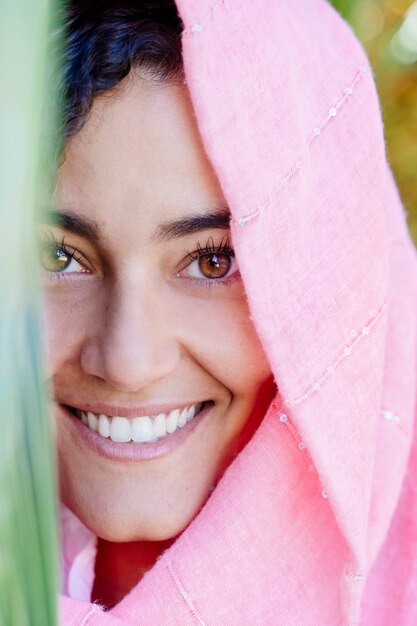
[{"xmin": 61, "ymin": 0, "xmax": 183, "ymax": 138}]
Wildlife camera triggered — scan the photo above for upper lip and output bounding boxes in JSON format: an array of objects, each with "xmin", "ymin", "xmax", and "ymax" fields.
[{"xmin": 61, "ymin": 400, "xmax": 209, "ymax": 419}]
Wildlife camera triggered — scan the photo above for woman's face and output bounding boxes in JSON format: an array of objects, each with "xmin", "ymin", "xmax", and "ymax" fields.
[{"xmin": 41, "ymin": 73, "xmax": 274, "ymax": 542}]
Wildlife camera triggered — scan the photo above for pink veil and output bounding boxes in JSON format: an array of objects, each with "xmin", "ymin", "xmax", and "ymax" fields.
[{"xmin": 60, "ymin": 1, "xmax": 417, "ymax": 623}]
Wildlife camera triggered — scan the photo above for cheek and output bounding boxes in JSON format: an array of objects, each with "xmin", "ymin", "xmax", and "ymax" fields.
[
  {"xmin": 42, "ymin": 278, "xmax": 271, "ymax": 401},
  {"xmin": 41, "ymin": 285, "xmax": 99, "ymax": 378},
  {"xmin": 178, "ymin": 292, "xmax": 271, "ymax": 396}
]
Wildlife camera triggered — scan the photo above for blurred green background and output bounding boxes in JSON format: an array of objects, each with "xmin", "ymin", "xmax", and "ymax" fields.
[
  {"xmin": 0, "ymin": 1, "xmax": 59, "ymax": 624},
  {"xmin": 332, "ymin": 0, "xmax": 417, "ymax": 244}
]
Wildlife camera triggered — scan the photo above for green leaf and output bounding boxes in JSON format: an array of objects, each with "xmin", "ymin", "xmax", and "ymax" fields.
[{"xmin": 0, "ymin": 1, "xmax": 60, "ymax": 624}]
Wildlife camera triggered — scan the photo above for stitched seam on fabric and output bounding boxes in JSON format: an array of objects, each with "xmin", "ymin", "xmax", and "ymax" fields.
[
  {"xmin": 233, "ymin": 65, "xmax": 369, "ymax": 227},
  {"xmin": 80, "ymin": 605, "xmax": 100, "ymax": 626},
  {"xmin": 273, "ymin": 298, "xmax": 387, "ymax": 414},
  {"xmin": 164, "ymin": 557, "xmax": 206, "ymax": 625},
  {"xmin": 182, "ymin": 0, "xmax": 225, "ymax": 34},
  {"xmin": 381, "ymin": 407, "xmax": 408, "ymax": 435}
]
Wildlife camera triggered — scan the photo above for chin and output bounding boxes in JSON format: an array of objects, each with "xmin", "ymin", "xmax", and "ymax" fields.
[
  {"xmin": 96, "ymin": 524, "xmax": 181, "ymax": 543},
  {"xmin": 64, "ymin": 491, "xmax": 206, "ymax": 543},
  {"xmin": 86, "ymin": 513, "xmax": 193, "ymax": 543}
]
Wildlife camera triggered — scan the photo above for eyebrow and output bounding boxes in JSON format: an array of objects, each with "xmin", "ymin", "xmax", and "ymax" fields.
[
  {"xmin": 41, "ymin": 210, "xmax": 100, "ymax": 242},
  {"xmin": 40, "ymin": 206, "xmax": 231, "ymax": 244},
  {"xmin": 153, "ymin": 206, "xmax": 231, "ymax": 243}
]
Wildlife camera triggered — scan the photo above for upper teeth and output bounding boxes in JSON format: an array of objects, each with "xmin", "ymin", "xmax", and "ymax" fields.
[{"xmin": 77, "ymin": 403, "xmax": 203, "ymax": 443}]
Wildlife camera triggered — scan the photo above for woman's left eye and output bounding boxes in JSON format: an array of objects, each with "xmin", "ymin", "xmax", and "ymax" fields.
[
  {"xmin": 182, "ymin": 250, "xmax": 239, "ymax": 282},
  {"xmin": 39, "ymin": 243, "xmax": 87, "ymax": 275}
]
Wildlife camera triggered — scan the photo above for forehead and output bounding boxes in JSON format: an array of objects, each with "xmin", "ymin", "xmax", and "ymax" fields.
[{"xmin": 55, "ymin": 74, "xmax": 226, "ymax": 241}]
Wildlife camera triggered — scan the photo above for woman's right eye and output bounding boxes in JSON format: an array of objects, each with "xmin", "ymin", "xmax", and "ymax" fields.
[{"xmin": 39, "ymin": 243, "xmax": 87, "ymax": 275}]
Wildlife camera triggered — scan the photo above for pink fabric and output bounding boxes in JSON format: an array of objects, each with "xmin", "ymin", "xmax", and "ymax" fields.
[
  {"xmin": 60, "ymin": 504, "xmax": 96, "ymax": 602},
  {"xmin": 59, "ymin": 0, "xmax": 417, "ymax": 624}
]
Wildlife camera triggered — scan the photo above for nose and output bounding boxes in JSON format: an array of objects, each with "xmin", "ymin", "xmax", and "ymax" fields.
[{"xmin": 80, "ymin": 280, "xmax": 181, "ymax": 393}]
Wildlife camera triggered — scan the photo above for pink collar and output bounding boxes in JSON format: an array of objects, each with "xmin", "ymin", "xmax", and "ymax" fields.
[{"xmin": 60, "ymin": 502, "xmax": 96, "ymax": 602}]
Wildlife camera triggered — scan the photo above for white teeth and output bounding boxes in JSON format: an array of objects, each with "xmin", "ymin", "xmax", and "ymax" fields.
[
  {"xmin": 110, "ymin": 417, "xmax": 131, "ymax": 443},
  {"xmin": 166, "ymin": 408, "xmax": 180, "ymax": 434},
  {"xmin": 77, "ymin": 402, "xmax": 206, "ymax": 443},
  {"xmin": 186, "ymin": 405, "xmax": 196, "ymax": 422},
  {"xmin": 98, "ymin": 414, "xmax": 110, "ymax": 438},
  {"xmin": 153, "ymin": 413, "xmax": 167, "ymax": 438},
  {"xmin": 132, "ymin": 416, "xmax": 153, "ymax": 443},
  {"xmin": 178, "ymin": 407, "xmax": 188, "ymax": 428},
  {"xmin": 87, "ymin": 412, "xmax": 98, "ymax": 431}
]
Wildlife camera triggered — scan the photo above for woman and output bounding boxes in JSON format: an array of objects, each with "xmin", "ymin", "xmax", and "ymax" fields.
[{"xmin": 49, "ymin": 1, "xmax": 417, "ymax": 624}]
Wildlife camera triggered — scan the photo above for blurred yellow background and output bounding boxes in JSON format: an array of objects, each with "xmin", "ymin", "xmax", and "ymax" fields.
[{"xmin": 332, "ymin": 0, "xmax": 417, "ymax": 244}]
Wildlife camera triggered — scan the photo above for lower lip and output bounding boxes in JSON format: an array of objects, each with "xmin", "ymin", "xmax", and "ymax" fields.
[{"xmin": 61, "ymin": 403, "xmax": 213, "ymax": 462}]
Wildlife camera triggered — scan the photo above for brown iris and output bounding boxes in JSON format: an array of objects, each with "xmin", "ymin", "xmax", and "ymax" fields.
[
  {"xmin": 40, "ymin": 244, "xmax": 72, "ymax": 273},
  {"xmin": 198, "ymin": 253, "xmax": 231, "ymax": 279}
]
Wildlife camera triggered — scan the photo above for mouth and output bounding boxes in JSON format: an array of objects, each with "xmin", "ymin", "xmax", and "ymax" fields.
[{"xmin": 65, "ymin": 401, "xmax": 210, "ymax": 444}]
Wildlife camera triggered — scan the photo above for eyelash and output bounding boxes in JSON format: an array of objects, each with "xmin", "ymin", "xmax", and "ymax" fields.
[
  {"xmin": 39, "ymin": 231, "xmax": 89, "ymax": 281},
  {"xmin": 185, "ymin": 235, "xmax": 233, "ymax": 262},
  {"xmin": 39, "ymin": 232, "xmax": 239, "ymax": 288},
  {"xmin": 41, "ymin": 230, "xmax": 78, "ymax": 258},
  {"xmin": 181, "ymin": 236, "xmax": 239, "ymax": 288}
]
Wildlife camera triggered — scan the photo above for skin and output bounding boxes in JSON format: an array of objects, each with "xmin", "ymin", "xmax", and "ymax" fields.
[{"xmin": 41, "ymin": 71, "xmax": 276, "ymax": 607}]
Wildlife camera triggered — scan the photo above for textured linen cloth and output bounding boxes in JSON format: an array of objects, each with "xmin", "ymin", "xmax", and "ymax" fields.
[{"xmin": 59, "ymin": 0, "xmax": 417, "ymax": 624}]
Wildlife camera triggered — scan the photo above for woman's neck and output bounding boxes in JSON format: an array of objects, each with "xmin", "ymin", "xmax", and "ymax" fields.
[{"xmin": 91, "ymin": 536, "xmax": 176, "ymax": 609}]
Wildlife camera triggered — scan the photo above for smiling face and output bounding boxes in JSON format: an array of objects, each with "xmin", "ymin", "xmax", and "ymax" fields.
[{"xmin": 41, "ymin": 72, "xmax": 275, "ymax": 542}]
